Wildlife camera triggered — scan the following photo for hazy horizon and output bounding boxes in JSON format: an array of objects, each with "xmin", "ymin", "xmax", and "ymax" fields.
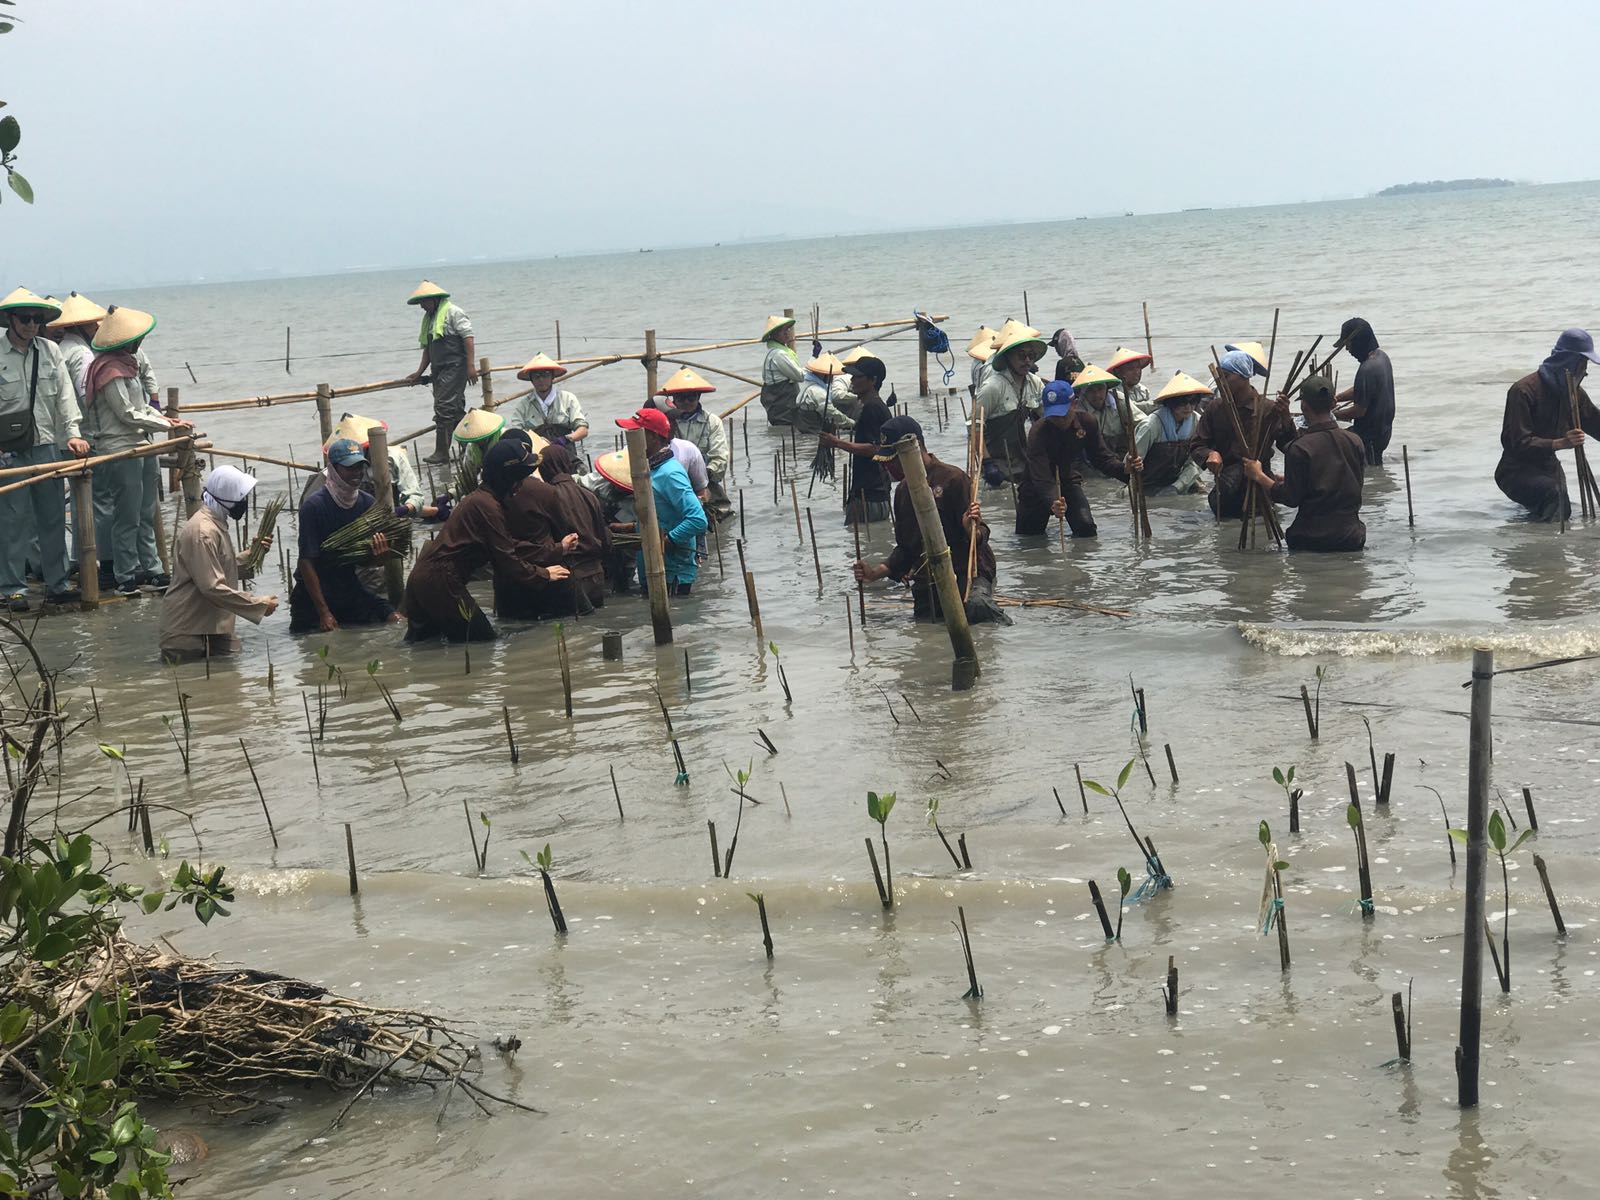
[{"xmin": 4, "ymin": 0, "xmax": 1592, "ymax": 291}]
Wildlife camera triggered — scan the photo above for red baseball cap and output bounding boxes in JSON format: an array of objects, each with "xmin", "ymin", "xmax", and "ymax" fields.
[{"xmin": 616, "ymin": 408, "xmax": 672, "ymax": 438}]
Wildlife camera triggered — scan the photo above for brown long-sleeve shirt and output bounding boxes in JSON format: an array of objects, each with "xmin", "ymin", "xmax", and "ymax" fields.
[
  {"xmin": 1024, "ymin": 410, "xmax": 1126, "ymax": 503},
  {"xmin": 886, "ymin": 457, "xmax": 995, "ymax": 588},
  {"xmin": 1497, "ymin": 370, "xmax": 1600, "ymax": 474},
  {"xmin": 546, "ymin": 475, "xmax": 612, "ymax": 579},
  {"xmin": 158, "ymin": 506, "xmax": 273, "ymax": 653},
  {"xmin": 504, "ymin": 476, "xmax": 569, "ymax": 566},
  {"xmin": 1267, "ymin": 419, "xmax": 1366, "ymax": 550},
  {"xmin": 1193, "ymin": 387, "xmax": 1297, "ymax": 469},
  {"xmin": 413, "ymin": 489, "xmax": 557, "ymax": 594}
]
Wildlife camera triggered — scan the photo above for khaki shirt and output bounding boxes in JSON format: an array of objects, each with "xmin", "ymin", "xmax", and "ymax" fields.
[
  {"xmin": 158, "ymin": 506, "xmax": 272, "ymax": 650},
  {"xmin": 672, "ymin": 407, "xmax": 730, "ymax": 481},
  {"xmin": 84, "ymin": 375, "xmax": 169, "ymax": 452},
  {"xmin": 0, "ymin": 334, "xmax": 80, "ymax": 448},
  {"xmin": 975, "ymin": 368, "xmax": 1042, "ymax": 420},
  {"xmin": 505, "ymin": 387, "xmax": 587, "ymax": 436}
]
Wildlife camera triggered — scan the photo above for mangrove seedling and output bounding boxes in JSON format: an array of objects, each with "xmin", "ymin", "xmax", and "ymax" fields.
[
  {"xmin": 1115, "ymin": 866, "xmax": 1131, "ymax": 941},
  {"xmin": 954, "ymin": 905, "xmax": 982, "ymax": 1000},
  {"xmin": 1258, "ymin": 820, "xmax": 1291, "ymax": 970},
  {"xmin": 721, "ymin": 759, "xmax": 754, "ymax": 878},
  {"xmin": 1452, "ymin": 810, "xmax": 1532, "ymax": 993},
  {"xmin": 316, "ymin": 643, "xmax": 348, "ymax": 698},
  {"xmin": 866, "ymin": 789, "xmax": 896, "ymax": 908},
  {"xmin": 768, "ymin": 640, "xmax": 793, "ymax": 703},
  {"xmin": 521, "ymin": 844, "xmax": 568, "ymax": 935},
  {"xmin": 1272, "ymin": 765, "xmax": 1301, "ymax": 833},
  {"xmin": 1300, "ymin": 664, "xmax": 1326, "ymax": 738},
  {"xmin": 1361, "ymin": 716, "xmax": 1394, "ymax": 805},
  {"xmin": 366, "ymin": 659, "xmax": 403, "ymax": 721},
  {"xmin": 1418, "ymin": 784, "xmax": 1455, "ymax": 866},
  {"xmin": 97, "ymin": 742, "xmax": 134, "ymax": 809},
  {"xmin": 1083, "ymin": 760, "xmax": 1171, "ymax": 894},
  {"xmin": 161, "ymin": 714, "xmax": 190, "ymax": 774},
  {"xmin": 1346, "ymin": 803, "xmax": 1374, "ymax": 917},
  {"xmin": 748, "ymin": 891, "xmax": 774, "ymax": 959},
  {"xmin": 927, "ymin": 797, "xmax": 963, "ymax": 870}
]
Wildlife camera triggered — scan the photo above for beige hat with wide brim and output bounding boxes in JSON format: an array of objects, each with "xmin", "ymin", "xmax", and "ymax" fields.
[
  {"xmin": 659, "ymin": 366, "xmax": 716, "ymax": 395},
  {"xmin": 92, "ymin": 306, "xmax": 157, "ymax": 351},
  {"xmin": 838, "ymin": 346, "xmax": 881, "ymax": 367},
  {"xmin": 806, "ymin": 353, "xmax": 847, "ymax": 376},
  {"xmin": 0, "ymin": 287, "xmax": 63, "ymax": 320},
  {"xmin": 1107, "ymin": 346, "xmax": 1153, "ymax": 373},
  {"xmin": 1225, "ymin": 341, "xmax": 1269, "ymax": 373},
  {"xmin": 595, "ymin": 449, "xmax": 634, "ymax": 492},
  {"xmin": 516, "ymin": 352, "xmax": 568, "ymax": 381},
  {"xmin": 407, "ymin": 280, "xmax": 450, "ymax": 305},
  {"xmin": 48, "ymin": 292, "xmax": 108, "ymax": 328},
  {"xmin": 1070, "ymin": 364, "xmax": 1120, "ymax": 390},
  {"xmin": 326, "ymin": 413, "xmax": 388, "ymax": 451},
  {"xmin": 966, "ymin": 326, "xmax": 997, "ymax": 361},
  {"xmin": 453, "ymin": 408, "xmax": 506, "ymax": 445},
  {"xmin": 993, "ymin": 322, "xmax": 1046, "ymax": 364},
  {"xmin": 762, "ymin": 314, "xmax": 796, "ymax": 340},
  {"xmin": 1156, "ymin": 371, "xmax": 1212, "ymax": 403}
]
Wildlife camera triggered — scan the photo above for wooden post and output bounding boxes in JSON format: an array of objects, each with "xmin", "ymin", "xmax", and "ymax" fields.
[
  {"xmin": 366, "ymin": 427, "xmax": 406, "ymax": 605},
  {"xmin": 644, "ymin": 329, "xmax": 658, "ymax": 401},
  {"xmin": 555, "ymin": 320, "xmax": 562, "ymax": 359},
  {"xmin": 1457, "ymin": 646, "xmax": 1493, "ymax": 1108},
  {"xmin": 72, "ymin": 474, "xmax": 98, "ymax": 607},
  {"xmin": 479, "ymin": 355, "xmax": 493, "ymax": 407},
  {"xmin": 344, "ymin": 823, "xmax": 358, "ymax": 895},
  {"xmin": 176, "ymin": 439, "xmax": 203, "ymax": 519},
  {"xmin": 918, "ymin": 334, "xmax": 930, "ymax": 398},
  {"xmin": 625, "ymin": 426, "xmax": 673, "ymax": 644},
  {"xmin": 165, "ymin": 386, "xmax": 182, "ymax": 491},
  {"xmin": 892, "ymin": 435, "xmax": 978, "ymax": 680},
  {"xmin": 315, "ymin": 383, "xmax": 334, "ymax": 446}
]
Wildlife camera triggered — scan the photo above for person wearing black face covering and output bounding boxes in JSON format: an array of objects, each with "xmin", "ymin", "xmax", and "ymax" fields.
[
  {"xmin": 1495, "ymin": 327, "xmax": 1600, "ymax": 522},
  {"xmin": 1332, "ymin": 318, "xmax": 1395, "ymax": 465},
  {"xmin": 401, "ymin": 438, "xmax": 570, "ymax": 642},
  {"xmin": 159, "ymin": 465, "xmax": 279, "ymax": 659}
]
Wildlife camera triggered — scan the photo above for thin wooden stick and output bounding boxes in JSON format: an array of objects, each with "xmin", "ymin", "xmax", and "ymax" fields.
[{"xmin": 238, "ymin": 739, "xmax": 278, "ymax": 848}]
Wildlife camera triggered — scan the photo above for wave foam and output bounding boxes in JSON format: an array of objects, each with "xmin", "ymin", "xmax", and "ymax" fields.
[{"xmin": 1238, "ymin": 622, "xmax": 1600, "ymax": 659}]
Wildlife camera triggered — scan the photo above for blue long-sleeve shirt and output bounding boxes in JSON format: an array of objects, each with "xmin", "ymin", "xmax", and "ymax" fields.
[{"xmin": 637, "ymin": 456, "xmax": 707, "ymax": 586}]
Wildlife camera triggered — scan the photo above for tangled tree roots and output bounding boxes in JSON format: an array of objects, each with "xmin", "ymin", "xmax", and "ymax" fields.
[{"xmin": 51, "ymin": 940, "xmax": 540, "ymax": 1120}]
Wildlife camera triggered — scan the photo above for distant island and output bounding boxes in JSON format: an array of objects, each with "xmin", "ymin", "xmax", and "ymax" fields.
[{"xmin": 1376, "ymin": 178, "xmax": 1516, "ymax": 197}]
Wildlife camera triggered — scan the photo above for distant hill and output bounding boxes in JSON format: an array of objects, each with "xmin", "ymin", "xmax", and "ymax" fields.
[{"xmin": 1376, "ymin": 178, "xmax": 1516, "ymax": 197}]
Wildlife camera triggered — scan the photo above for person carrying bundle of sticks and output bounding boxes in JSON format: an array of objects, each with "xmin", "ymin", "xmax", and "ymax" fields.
[
  {"xmin": 1243, "ymin": 374, "xmax": 1366, "ymax": 552},
  {"xmin": 1194, "ymin": 349, "xmax": 1297, "ymax": 520},
  {"xmin": 1494, "ymin": 327, "xmax": 1600, "ymax": 523},
  {"xmin": 289, "ymin": 438, "xmax": 399, "ymax": 633}
]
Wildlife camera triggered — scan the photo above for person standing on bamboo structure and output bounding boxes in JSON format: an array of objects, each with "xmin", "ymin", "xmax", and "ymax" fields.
[
  {"xmin": 1494, "ymin": 327, "xmax": 1600, "ymax": 523},
  {"xmin": 1194, "ymin": 349, "xmax": 1297, "ymax": 520},
  {"xmin": 403, "ymin": 281, "xmax": 477, "ymax": 465},
  {"xmin": 1242, "ymin": 375, "xmax": 1367, "ymax": 552},
  {"xmin": 1332, "ymin": 318, "xmax": 1395, "ymax": 467},
  {"xmin": 0, "ymin": 288, "xmax": 90, "ymax": 611},
  {"xmin": 159, "ymin": 466, "xmax": 278, "ymax": 660},
  {"xmin": 851, "ymin": 416, "xmax": 1008, "ymax": 625},
  {"xmin": 506, "ymin": 353, "xmax": 590, "ymax": 445},
  {"xmin": 82, "ymin": 306, "xmax": 189, "ymax": 599},
  {"xmin": 974, "ymin": 323, "xmax": 1045, "ymax": 486},
  {"xmin": 1015, "ymin": 379, "xmax": 1136, "ymax": 539},
  {"xmin": 1107, "ymin": 346, "xmax": 1155, "ymax": 417},
  {"xmin": 657, "ymin": 367, "xmax": 732, "ymax": 523},
  {"xmin": 759, "ymin": 314, "xmax": 804, "ymax": 427}
]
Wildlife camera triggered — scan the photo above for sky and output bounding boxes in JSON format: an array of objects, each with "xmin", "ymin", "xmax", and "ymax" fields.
[{"xmin": 2, "ymin": 0, "xmax": 1592, "ymax": 288}]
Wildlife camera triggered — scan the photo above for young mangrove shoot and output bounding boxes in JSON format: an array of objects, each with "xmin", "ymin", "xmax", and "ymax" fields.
[{"xmin": 1451, "ymin": 809, "xmax": 1531, "ymax": 992}]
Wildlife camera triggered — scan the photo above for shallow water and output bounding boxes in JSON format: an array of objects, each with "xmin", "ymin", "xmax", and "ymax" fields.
[{"xmin": 15, "ymin": 183, "xmax": 1600, "ymax": 1197}]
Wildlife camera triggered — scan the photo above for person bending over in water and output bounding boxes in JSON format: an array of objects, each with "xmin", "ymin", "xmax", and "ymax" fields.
[
  {"xmin": 159, "ymin": 466, "xmax": 278, "ymax": 659},
  {"xmin": 1243, "ymin": 374, "xmax": 1366, "ymax": 552},
  {"xmin": 1494, "ymin": 327, "xmax": 1600, "ymax": 523}
]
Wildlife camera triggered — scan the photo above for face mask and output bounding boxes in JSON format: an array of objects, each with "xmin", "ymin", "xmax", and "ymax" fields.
[{"xmin": 227, "ymin": 497, "xmax": 250, "ymax": 521}]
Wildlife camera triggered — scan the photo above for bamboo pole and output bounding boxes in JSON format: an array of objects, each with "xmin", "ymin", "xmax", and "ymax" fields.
[
  {"xmin": 72, "ymin": 475, "xmax": 98, "ymax": 607},
  {"xmin": 716, "ymin": 388, "xmax": 762, "ymax": 421},
  {"xmin": 315, "ymin": 384, "xmax": 334, "ymax": 446},
  {"xmin": 625, "ymin": 426, "xmax": 673, "ymax": 644},
  {"xmin": 0, "ymin": 437, "xmax": 197, "ymax": 496},
  {"xmin": 177, "ymin": 438, "xmax": 203, "ymax": 518},
  {"xmin": 644, "ymin": 329, "xmax": 658, "ymax": 401},
  {"xmin": 1142, "ymin": 302, "xmax": 1154, "ymax": 367},
  {"xmin": 1457, "ymin": 646, "xmax": 1493, "ymax": 1108},
  {"xmin": 479, "ymin": 356, "xmax": 493, "ymax": 407},
  {"xmin": 367, "ymin": 427, "xmax": 406, "ymax": 605},
  {"xmin": 892, "ymin": 435, "xmax": 978, "ymax": 681},
  {"xmin": 166, "ymin": 386, "xmax": 182, "ymax": 491},
  {"xmin": 193, "ymin": 446, "xmax": 319, "ymax": 473}
]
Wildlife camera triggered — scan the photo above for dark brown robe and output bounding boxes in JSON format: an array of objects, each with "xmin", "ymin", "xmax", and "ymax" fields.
[
  {"xmin": 1495, "ymin": 371, "xmax": 1600, "ymax": 522},
  {"xmin": 402, "ymin": 489, "xmax": 556, "ymax": 641},
  {"xmin": 1267, "ymin": 419, "xmax": 1367, "ymax": 551}
]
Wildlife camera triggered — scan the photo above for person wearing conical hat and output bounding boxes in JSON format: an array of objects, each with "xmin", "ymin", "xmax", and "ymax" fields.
[
  {"xmin": 403, "ymin": 281, "xmax": 477, "ymax": 466},
  {"xmin": 967, "ymin": 326, "xmax": 997, "ymax": 398},
  {"xmin": 450, "ymin": 406, "xmax": 507, "ymax": 491},
  {"xmin": 1107, "ymin": 346, "xmax": 1155, "ymax": 417},
  {"xmin": 759, "ymin": 314, "xmax": 804, "ymax": 427},
  {"xmin": 1193, "ymin": 350, "xmax": 1298, "ymax": 520},
  {"xmin": 81, "ymin": 306, "xmax": 190, "ymax": 598},
  {"xmin": 794, "ymin": 352, "xmax": 856, "ymax": 436},
  {"xmin": 1243, "ymin": 374, "xmax": 1367, "ymax": 551},
  {"xmin": 1015, "ymin": 379, "xmax": 1137, "ymax": 539},
  {"xmin": 289, "ymin": 437, "xmax": 398, "ymax": 633},
  {"xmin": 974, "ymin": 323, "xmax": 1046, "ymax": 486},
  {"xmin": 1133, "ymin": 373, "xmax": 1209, "ymax": 494},
  {"xmin": 507, "ymin": 353, "xmax": 589, "ymax": 444},
  {"xmin": 158, "ymin": 465, "xmax": 279, "ymax": 659},
  {"xmin": 1070, "ymin": 364, "xmax": 1144, "ymax": 461},
  {"xmin": 576, "ymin": 451, "xmax": 640, "ymax": 594},
  {"xmin": 0, "ymin": 288, "xmax": 90, "ymax": 610},
  {"xmin": 1224, "ymin": 341, "xmax": 1270, "ymax": 378},
  {"xmin": 658, "ymin": 367, "xmax": 732, "ymax": 523}
]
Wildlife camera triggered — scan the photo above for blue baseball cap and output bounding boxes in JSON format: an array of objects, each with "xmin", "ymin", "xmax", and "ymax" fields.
[
  {"xmin": 1040, "ymin": 379, "xmax": 1074, "ymax": 417},
  {"xmin": 327, "ymin": 437, "xmax": 367, "ymax": 467}
]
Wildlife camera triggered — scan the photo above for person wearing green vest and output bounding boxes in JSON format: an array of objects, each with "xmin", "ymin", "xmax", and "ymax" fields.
[{"xmin": 404, "ymin": 280, "xmax": 477, "ymax": 465}]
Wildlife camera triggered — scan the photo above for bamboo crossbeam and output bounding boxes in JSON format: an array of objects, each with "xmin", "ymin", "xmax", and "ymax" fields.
[
  {"xmin": 200, "ymin": 446, "xmax": 319, "ymax": 472},
  {"xmin": 0, "ymin": 437, "xmax": 196, "ymax": 495},
  {"xmin": 658, "ymin": 358, "xmax": 764, "ymax": 389},
  {"xmin": 716, "ymin": 389, "xmax": 763, "ymax": 420}
]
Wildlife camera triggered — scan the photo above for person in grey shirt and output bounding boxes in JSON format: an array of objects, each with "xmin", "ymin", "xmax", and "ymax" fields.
[{"xmin": 404, "ymin": 280, "xmax": 477, "ymax": 465}]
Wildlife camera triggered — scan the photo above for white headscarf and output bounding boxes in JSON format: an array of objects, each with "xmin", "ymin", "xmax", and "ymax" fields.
[{"xmin": 201, "ymin": 465, "xmax": 256, "ymax": 520}]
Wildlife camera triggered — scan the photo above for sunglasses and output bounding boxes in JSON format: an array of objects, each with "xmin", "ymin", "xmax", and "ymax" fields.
[{"xmin": 13, "ymin": 312, "xmax": 47, "ymax": 325}]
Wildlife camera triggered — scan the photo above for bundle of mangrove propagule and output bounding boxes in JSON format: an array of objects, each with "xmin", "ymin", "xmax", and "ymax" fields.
[
  {"xmin": 37, "ymin": 940, "xmax": 534, "ymax": 1117},
  {"xmin": 320, "ymin": 503, "xmax": 413, "ymax": 565},
  {"xmin": 239, "ymin": 494, "xmax": 287, "ymax": 577}
]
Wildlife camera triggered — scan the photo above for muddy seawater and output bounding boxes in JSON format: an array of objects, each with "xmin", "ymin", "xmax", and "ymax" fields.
[{"xmin": 19, "ymin": 183, "xmax": 1600, "ymax": 1198}]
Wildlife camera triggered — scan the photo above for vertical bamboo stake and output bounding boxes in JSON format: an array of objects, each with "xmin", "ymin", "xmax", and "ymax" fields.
[
  {"xmin": 644, "ymin": 329, "xmax": 658, "ymax": 400},
  {"xmin": 805, "ymin": 507, "xmax": 823, "ymax": 591},
  {"xmin": 502, "ymin": 704, "xmax": 519, "ymax": 764},
  {"xmin": 479, "ymin": 355, "xmax": 493, "ymax": 406},
  {"xmin": 1142, "ymin": 301, "xmax": 1154, "ymax": 367},
  {"xmin": 625, "ymin": 426, "xmax": 673, "ymax": 645},
  {"xmin": 72, "ymin": 475, "xmax": 99, "ymax": 607},
  {"xmin": 1532, "ymin": 853, "xmax": 1565, "ymax": 935},
  {"xmin": 788, "ymin": 478, "xmax": 803, "ymax": 542},
  {"xmin": 844, "ymin": 594, "xmax": 855, "ymax": 658},
  {"xmin": 238, "ymin": 739, "xmax": 278, "ymax": 848},
  {"xmin": 918, "ymin": 332, "xmax": 930, "ymax": 398},
  {"xmin": 1402, "ymin": 445, "xmax": 1415, "ymax": 527},
  {"xmin": 285, "ymin": 325, "xmax": 292, "ymax": 374},
  {"xmin": 1457, "ymin": 647, "xmax": 1493, "ymax": 1108},
  {"xmin": 315, "ymin": 383, "xmax": 333, "ymax": 446},
  {"xmin": 166, "ymin": 386, "xmax": 182, "ymax": 491},
  {"xmin": 853, "ymin": 494, "xmax": 867, "ymax": 624},
  {"xmin": 367, "ymin": 427, "xmax": 405, "ymax": 604},
  {"xmin": 893, "ymin": 436, "xmax": 978, "ymax": 682},
  {"xmin": 344, "ymin": 823, "xmax": 358, "ymax": 895}
]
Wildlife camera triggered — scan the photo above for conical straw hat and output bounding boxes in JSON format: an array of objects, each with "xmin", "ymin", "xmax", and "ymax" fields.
[
  {"xmin": 993, "ymin": 322, "xmax": 1046, "ymax": 364},
  {"xmin": 595, "ymin": 448, "xmax": 634, "ymax": 492},
  {"xmin": 48, "ymin": 292, "xmax": 108, "ymax": 328},
  {"xmin": 0, "ymin": 287, "xmax": 62, "ymax": 319},
  {"xmin": 1107, "ymin": 346, "xmax": 1153, "ymax": 372},
  {"xmin": 407, "ymin": 280, "xmax": 450, "ymax": 305},
  {"xmin": 966, "ymin": 326, "xmax": 997, "ymax": 360},
  {"xmin": 1070, "ymin": 364, "xmax": 1119, "ymax": 390},
  {"xmin": 838, "ymin": 346, "xmax": 881, "ymax": 367},
  {"xmin": 1155, "ymin": 371, "xmax": 1212, "ymax": 403},
  {"xmin": 452, "ymin": 408, "xmax": 506, "ymax": 445},
  {"xmin": 762, "ymin": 314, "xmax": 796, "ymax": 339},
  {"xmin": 659, "ymin": 366, "xmax": 716, "ymax": 394},
  {"xmin": 516, "ymin": 352, "xmax": 569, "ymax": 381},
  {"xmin": 806, "ymin": 352, "xmax": 847, "ymax": 376},
  {"xmin": 1225, "ymin": 341, "xmax": 1268, "ymax": 374},
  {"xmin": 327, "ymin": 413, "xmax": 388, "ymax": 451},
  {"xmin": 91, "ymin": 306, "xmax": 156, "ymax": 351}
]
